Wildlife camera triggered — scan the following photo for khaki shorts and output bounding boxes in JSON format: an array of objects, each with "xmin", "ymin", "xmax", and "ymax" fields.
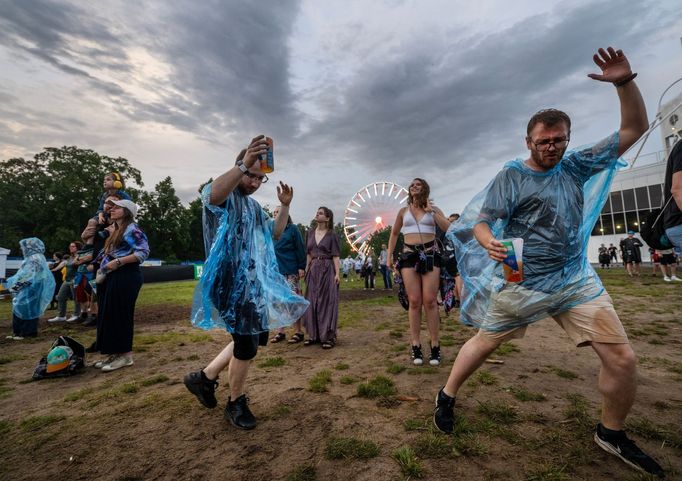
[{"xmin": 478, "ymin": 292, "xmax": 628, "ymax": 347}]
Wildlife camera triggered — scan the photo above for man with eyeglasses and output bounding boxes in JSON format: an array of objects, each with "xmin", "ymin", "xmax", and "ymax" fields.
[
  {"xmin": 434, "ymin": 48, "xmax": 665, "ymax": 477},
  {"xmin": 185, "ymin": 135, "xmax": 309, "ymax": 430}
]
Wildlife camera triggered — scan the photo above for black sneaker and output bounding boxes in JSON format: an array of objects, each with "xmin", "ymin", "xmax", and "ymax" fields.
[
  {"xmin": 429, "ymin": 345, "xmax": 441, "ymax": 366},
  {"xmin": 433, "ymin": 387, "xmax": 456, "ymax": 433},
  {"xmin": 411, "ymin": 345, "xmax": 423, "ymax": 366},
  {"xmin": 82, "ymin": 315, "xmax": 97, "ymax": 327},
  {"xmin": 183, "ymin": 370, "xmax": 218, "ymax": 409},
  {"xmin": 225, "ymin": 394, "xmax": 257, "ymax": 430},
  {"xmin": 594, "ymin": 423, "xmax": 664, "ymax": 478}
]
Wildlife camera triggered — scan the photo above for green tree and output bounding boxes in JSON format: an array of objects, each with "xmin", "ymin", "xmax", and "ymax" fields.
[
  {"xmin": 0, "ymin": 146, "xmax": 142, "ymax": 254},
  {"xmin": 137, "ymin": 177, "xmax": 188, "ymax": 262}
]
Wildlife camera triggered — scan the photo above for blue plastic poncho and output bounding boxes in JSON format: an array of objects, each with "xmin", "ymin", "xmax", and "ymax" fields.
[
  {"xmin": 6, "ymin": 238, "xmax": 56, "ymax": 320},
  {"xmin": 191, "ymin": 183, "xmax": 309, "ymax": 334},
  {"xmin": 449, "ymin": 133, "xmax": 625, "ymax": 332}
]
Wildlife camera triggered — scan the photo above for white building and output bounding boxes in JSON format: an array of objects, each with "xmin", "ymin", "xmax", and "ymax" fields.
[{"xmin": 587, "ymin": 91, "xmax": 682, "ymax": 262}]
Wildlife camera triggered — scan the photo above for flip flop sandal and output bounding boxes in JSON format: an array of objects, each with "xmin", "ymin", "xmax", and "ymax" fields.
[
  {"xmin": 321, "ymin": 341, "xmax": 335, "ymax": 349},
  {"xmin": 270, "ymin": 332, "xmax": 286, "ymax": 343},
  {"xmin": 303, "ymin": 339, "xmax": 318, "ymax": 346},
  {"xmin": 288, "ymin": 332, "xmax": 305, "ymax": 344}
]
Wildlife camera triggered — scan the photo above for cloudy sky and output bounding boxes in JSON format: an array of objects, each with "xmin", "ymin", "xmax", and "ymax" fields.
[{"xmin": 1, "ymin": 0, "xmax": 680, "ymax": 226}]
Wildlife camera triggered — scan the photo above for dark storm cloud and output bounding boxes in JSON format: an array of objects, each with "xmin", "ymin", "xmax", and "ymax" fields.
[
  {"xmin": 303, "ymin": 0, "xmax": 673, "ymax": 175},
  {"xmin": 0, "ymin": 0, "xmax": 301, "ymax": 142}
]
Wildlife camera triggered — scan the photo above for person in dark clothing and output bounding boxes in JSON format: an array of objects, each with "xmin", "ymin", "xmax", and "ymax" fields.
[
  {"xmin": 663, "ymin": 140, "xmax": 682, "ymax": 248},
  {"xmin": 598, "ymin": 244, "xmax": 611, "ymax": 268},
  {"xmin": 608, "ymin": 243, "xmax": 618, "ymax": 263},
  {"xmin": 622, "ymin": 231, "xmax": 643, "ymax": 277}
]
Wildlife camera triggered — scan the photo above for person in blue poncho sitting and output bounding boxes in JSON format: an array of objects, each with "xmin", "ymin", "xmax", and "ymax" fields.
[
  {"xmin": 185, "ymin": 135, "xmax": 308, "ymax": 430},
  {"xmin": 433, "ymin": 48, "xmax": 665, "ymax": 478},
  {"xmin": 6, "ymin": 238, "xmax": 55, "ymax": 340}
]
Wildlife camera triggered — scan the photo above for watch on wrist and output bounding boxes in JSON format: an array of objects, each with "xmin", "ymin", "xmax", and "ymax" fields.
[
  {"xmin": 236, "ymin": 160, "xmax": 248, "ymax": 174},
  {"xmin": 116, "ymin": 258, "xmax": 122, "ymax": 266}
]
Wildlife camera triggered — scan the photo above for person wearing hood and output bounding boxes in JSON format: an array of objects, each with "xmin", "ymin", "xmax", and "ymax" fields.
[{"xmin": 6, "ymin": 237, "xmax": 55, "ymax": 340}]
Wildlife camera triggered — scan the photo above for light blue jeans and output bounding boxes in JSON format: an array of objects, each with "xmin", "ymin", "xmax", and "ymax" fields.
[{"xmin": 666, "ymin": 224, "xmax": 682, "ymax": 249}]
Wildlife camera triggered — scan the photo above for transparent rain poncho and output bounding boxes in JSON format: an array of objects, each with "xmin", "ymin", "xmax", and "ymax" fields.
[
  {"xmin": 191, "ymin": 183, "xmax": 309, "ymax": 335},
  {"xmin": 448, "ymin": 133, "xmax": 624, "ymax": 332},
  {"xmin": 6, "ymin": 238, "xmax": 56, "ymax": 320}
]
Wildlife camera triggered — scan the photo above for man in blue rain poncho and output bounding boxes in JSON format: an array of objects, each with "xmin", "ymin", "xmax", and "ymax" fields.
[
  {"xmin": 433, "ymin": 48, "xmax": 664, "ymax": 478},
  {"xmin": 184, "ymin": 135, "xmax": 308, "ymax": 430},
  {"xmin": 6, "ymin": 238, "xmax": 55, "ymax": 340}
]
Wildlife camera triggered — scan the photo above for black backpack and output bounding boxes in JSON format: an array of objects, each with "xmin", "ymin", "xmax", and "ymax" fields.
[
  {"xmin": 640, "ymin": 197, "xmax": 674, "ymax": 250},
  {"xmin": 32, "ymin": 336, "xmax": 86, "ymax": 380}
]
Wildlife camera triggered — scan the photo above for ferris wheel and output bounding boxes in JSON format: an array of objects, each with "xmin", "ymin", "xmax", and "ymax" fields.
[{"xmin": 343, "ymin": 181, "xmax": 409, "ymax": 255}]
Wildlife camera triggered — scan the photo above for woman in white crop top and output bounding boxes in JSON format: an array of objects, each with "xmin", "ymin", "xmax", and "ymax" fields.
[{"xmin": 387, "ymin": 178, "xmax": 453, "ymax": 366}]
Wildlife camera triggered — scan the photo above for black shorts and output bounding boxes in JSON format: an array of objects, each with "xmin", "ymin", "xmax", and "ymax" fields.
[
  {"xmin": 231, "ymin": 331, "xmax": 269, "ymax": 361},
  {"xmin": 660, "ymin": 254, "xmax": 677, "ymax": 265},
  {"xmin": 398, "ymin": 250, "xmax": 443, "ymax": 271}
]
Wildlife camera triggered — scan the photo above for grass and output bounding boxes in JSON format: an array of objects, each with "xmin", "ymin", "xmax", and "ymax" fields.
[
  {"xmin": 0, "ymin": 378, "xmax": 13, "ymax": 399},
  {"xmin": 20, "ymin": 414, "xmax": 66, "ymax": 432},
  {"xmin": 474, "ymin": 370, "xmax": 498, "ymax": 386},
  {"xmin": 0, "ymin": 354, "xmax": 24, "ymax": 365},
  {"xmin": 0, "ymin": 419, "xmax": 11, "ymax": 436},
  {"xmin": 494, "ymin": 342, "xmax": 520, "ymax": 356},
  {"xmin": 525, "ymin": 463, "xmax": 569, "ymax": 481},
  {"xmin": 141, "ymin": 374, "xmax": 169, "ymax": 386},
  {"xmin": 551, "ymin": 367, "xmax": 579, "ymax": 380},
  {"xmin": 308, "ymin": 370, "xmax": 332, "ymax": 393},
  {"xmin": 412, "ymin": 433, "xmax": 452, "ymax": 458},
  {"xmin": 334, "ymin": 362, "xmax": 349, "ymax": 371},
  {"xmin": 257, "ymin": 356, "xmax": 286, "ymax": 368},
  {"xmin": 357, "ymin": 375, "xmax": 397, "ymax": 398},
  {"xmin": 324, "ymin": 437, "xmax": 380, "ymax": 460},
  {"xmin": 404, "ymin": 418, "xmax": 430, "ymax": 431},
  {"xmin": 440, "ymin": 334, "xmax": 456, "ymax": 347},
  {"xmin": 452, "ymin": 433, "xmax": 488, "ymax": 456},
  {"xmin": 285, "ymin": 464, "xmax": 316, "ymax": 481},
  {"xmin": 627, "ymin": 416, "xmax": 682, "ymax": 448},
  {"xmin": 476, "ymin": 400, "xmax": 519, "ymax": 424},
  {"xmin": 134, "ymin": 331, "xmax": 211, "ymax": 346},
  {"xmin": 509, "ymin": 387, "xmax": 547, "ymax": 402},
  {"xmin": 135, "ymin": 280, "xmax": 197, "ymax": 307},
  {"xmin": 392, "ymin": 446, "xmax": 425, "ymax": 479},
  {"xmin": 407, "ymin": 367, "xmax": 438, "ymax": 375},
  {"xmin": 386, "ymin": 362, "xmax": 406, "ymax": 374},
  {"xmin": 563, "ymin": 393, "xmax": 593, "ymax": 428},
  {"xmin": 339, "ymin": 375, "xmax": 358, "ymax": 385}
]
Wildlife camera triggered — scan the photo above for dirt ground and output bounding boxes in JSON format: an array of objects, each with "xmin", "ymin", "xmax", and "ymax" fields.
[{"xmin": 0, "ymin": 277, "xmax": 681, "ymax": 481}]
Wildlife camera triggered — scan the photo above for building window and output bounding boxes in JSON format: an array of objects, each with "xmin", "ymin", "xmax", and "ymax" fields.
[
  {"xmin": 649, "ymin": 184, "xmax": 663, "ymax": 208},
  {"xmin": 601, "ymin": 195, "xmax": 612, "ymax": 214},
  {"xmin": 638, "ymin": 209, "xmax": 651, "ymax": 227},
  {"xmin": 600, "ymin": 214, "xmax": 614, "ymax": 235},
  {"xmin": 622, "ymin": 189, "xmax": 636, "ymax": 211},
  {"xmin": 635, "ymin": 186, "xmax": 649, "ymax": 210},
  {"xmin": 625, "ymin": 211, "xmax": 639, "ymax": 232},
  {"xmin": 613, "ymin": 212, "xmax": 626, "ymax": 235},
  {"xmin": 610, "ymin": 191, "xmax": 624, "ymax": 213}
]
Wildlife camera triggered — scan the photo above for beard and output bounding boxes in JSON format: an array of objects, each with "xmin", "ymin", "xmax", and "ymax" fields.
[{"xmin": 530, "ymin": 147, "xmax": 566, "ymax": 170}]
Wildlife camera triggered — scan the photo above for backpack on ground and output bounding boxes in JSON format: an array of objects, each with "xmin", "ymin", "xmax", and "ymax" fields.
[{"xmin": 32, "ymin": 335, "xmax": 86, "ymax": 380}]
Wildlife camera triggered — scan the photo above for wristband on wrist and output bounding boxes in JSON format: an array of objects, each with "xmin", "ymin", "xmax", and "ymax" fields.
[
  {"xmin": 614, "ymin": 72, "xmax": 637, "ymax": 87},
  {"xmin": 115, "ymin": 258, "xmax": 122, "ymax": 266},
  {"xmin": 236, "ymin": 160, "xmax": 248, "ymax": 174}
]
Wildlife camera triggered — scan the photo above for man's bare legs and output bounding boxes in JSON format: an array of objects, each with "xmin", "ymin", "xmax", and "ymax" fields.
[
  {"xmin": 591, "ymin": 342, "xmax": 637, "ymax": 430},
  {"xmin": 203, "ymin": 341, "xmax": 234, "ymax": 380},
  {"xmin": 442, "ymin": 332, "xmax": 503, "ymax": 397}
]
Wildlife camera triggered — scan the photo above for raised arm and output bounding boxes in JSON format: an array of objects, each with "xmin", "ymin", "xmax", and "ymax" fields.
[
  {"xmin": 273, "ymin": 183, "xmax": 293, "ymax": 240},
  {"xmin": 587, "ymin": 47, "xmax": 648, "ymax": 156},
  {"xmin": 209, "ymin": 135, "xmax": 269, "ymax": 205}
]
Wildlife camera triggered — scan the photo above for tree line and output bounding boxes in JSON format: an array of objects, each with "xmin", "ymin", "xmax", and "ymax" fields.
[{"xmin": 1, "ymin": 146, "xmax": 392, "ymax": 261}]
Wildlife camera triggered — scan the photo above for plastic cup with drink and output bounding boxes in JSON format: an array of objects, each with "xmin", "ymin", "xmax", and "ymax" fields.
[
  {"xmin": 500, "ymin": 238, "xmax": 524, "ymax": 282},
  {"xmin": 259, "ymin": 136, "xmax": 274, "ymax": 173}
]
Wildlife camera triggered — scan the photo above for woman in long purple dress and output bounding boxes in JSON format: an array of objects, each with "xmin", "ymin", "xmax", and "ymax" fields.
[{"xmin": 303, "ymin": 206, "xmax": 341, "ymax": 349}]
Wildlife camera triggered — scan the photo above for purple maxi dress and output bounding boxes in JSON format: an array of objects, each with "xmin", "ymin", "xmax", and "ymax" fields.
[{"xmin": 303, "ymin": 230, "xmax": 340, "ymax": 343}]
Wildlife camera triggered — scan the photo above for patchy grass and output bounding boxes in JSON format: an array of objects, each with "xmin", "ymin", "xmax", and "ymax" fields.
[
  {"xmin": 0, "ymin": 419, "xmax": 11, "ymax": 436},
  {"xmin": 474, "ymin": 370, "xmax": 498, "ymax": 386},
  {"xmin": 495, "ymin": 342, "xmax": 520, "ymax": 356},
  {"xmin": 285, "ymin": 464, "xmax": 316, "ymax": 481},
  {"xmin": 324, "ymin": 437, "xmax": 380, "ymax": 460},
  {"xmin": 308, "ymin": 370, "xmax": 332, "ymax": 393},
  {"xmin": 386, "ymin": 362, "xmax": 406, "ymax": 375},
  {"xmin": 509, "ymin": 387, "xmax": 547, "ymax": 402},
  {"xmin": 563, "ymin": 393, "xmax": 593, "ymax": 429},
  {"xmin": 404, "ymin": 418, "xmax": 430, "ymax": 432},
  {"xmin": 524, "ymin": 463, "xmax": 569, "ymax": 481},
  {"xmin": 357, "ymin": 375, "xmax": 397, "ymax": 398},
  {"xmin": 134, "ymin": 331, "xmax": 211, "ymax": 346},
  {"xmin": 407, "ymin": 367, "xmax": 438, "ymax": 375},
  {"xmin": 141, "ymin": 374, "xmax": 169, "ymax": 386},
  {"xmin": 64, "ymin": 386, "xmax": 97, "ymax": 402},
  {"xmin": 391, "ymin": 343, "xmax": 408, "ymax": 353},
  {"xmin": 339, "ymin": 375, "xmax": 358, "ymax": 385},
  {"xmin": 20, "ymin": 414, "xmax": 66, "ymax": 432},
  {"xmin": 257, "ymin": 357, "xmax": 286, "ymax": 368},
  {"xmin": 551, "ymin": 367, "xmax": 579, "ymax": 380},
  {"xmin": 627, "ymin": 417, "xmax": 682, "ymax": 448},
  {"xmin": 440, "ymin": 334, "xmax": 456, "ymax": 347},
  {"xmin": 452, "ymin": 433, "xmax": 488, "ymax": 456},
  {"xmin": 412, "ymin": 433, "xmax": 452, "ymax": 459},
  {"xmin": 0, "ymin": 354, "xmax": 24, "ymax": 365},
  {"xmin": 334, "ymin": 362, "xmax": 349, "ymax": 371},
  {"xmin": 393, "ymin": 446, "xmax": 425, "ymax": 479},
  {"xmin": 476, "ymin": 400, "xmax": 519, "ymax": 425}
]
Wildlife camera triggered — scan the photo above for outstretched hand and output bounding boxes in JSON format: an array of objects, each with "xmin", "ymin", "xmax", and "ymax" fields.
[
  {"xmin": 587, "ymin": 47, "xmax": 632, "ymax": 83},
  {"xmin": 277, "ymin": 181, "xmax": 293, "ymax": 206}
]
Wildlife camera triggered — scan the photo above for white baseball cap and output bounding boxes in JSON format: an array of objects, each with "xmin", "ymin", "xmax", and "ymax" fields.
[{"xmin": 111, "ymin": 199, "xmax": 139, "ymax": 218}]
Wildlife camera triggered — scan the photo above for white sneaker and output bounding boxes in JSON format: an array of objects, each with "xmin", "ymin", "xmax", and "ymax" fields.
[
  {"xmin": 101, "ymin": 355, "xmax": 134, "ymax": 372},
  {"xmin": 94, "ymin": 355, "xmax": 117, "ymax": 369},
  {"xmin": 663, "ymin": 276, "xmax": 671, "ymax": 282},
  {"xmin": 671, "ymin": 275, "xmax": 682, "ymax": 282},
  {"xmin": 66, "ymin": 315, "xmax": 80, "ymax": 322},
  {"xmin": 48, "ymin": 316, "xmax": 66, "ymax": 323}
]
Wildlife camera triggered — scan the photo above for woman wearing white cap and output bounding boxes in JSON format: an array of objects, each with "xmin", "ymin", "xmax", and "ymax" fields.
[{"xmin": 94, "ymin": 199, "xmax": 150, "ymax": 372}]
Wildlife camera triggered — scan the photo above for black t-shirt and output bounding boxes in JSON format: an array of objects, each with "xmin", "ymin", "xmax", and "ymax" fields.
[{"xmin": 663, "ymin": 140, "xmax": 682, "ymax": 229}]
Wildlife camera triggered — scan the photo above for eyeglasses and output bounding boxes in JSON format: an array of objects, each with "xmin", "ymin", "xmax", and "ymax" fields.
[
  {"xmin": 529, "ymin": 137, "xmax": 570, "ymax": 151},
  {"xmin": 244, "ymin": 171, "xmax": 268, "ymax": 183}
]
